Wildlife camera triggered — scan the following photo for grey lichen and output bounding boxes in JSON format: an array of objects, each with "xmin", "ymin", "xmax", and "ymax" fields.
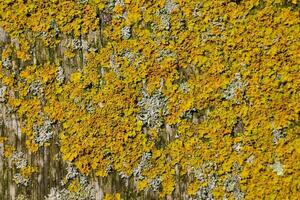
[
  {"xmin": 156, "ymin": 0, "xmax": 177, "ymax": 31},
  {"xmin": 1, "ymin": 57, "xmax": 12, "ymax": 69},
  {"xmin": 28, "ymin": 81, "xmax": 43, "ymax": 97},
  {"xmin": 11, "ymin": 151, "xmax": 27, "ymax": 169},
  {"xmin": 56, "ymin": 66, "xmax": 65, "ymax": 84},
  {"xmin": 133, "ymin": 152, "xmax": 152, "ymax": 181},
  {"xmin": 270, "ymin": 160, "xmax": 284, "ymax": 176},
  {"xmin": 10, "ymin": 151, "xmax": 34, "ymax": 186},
  {"xmin": 195, "ymin": 174, "xmax": 218, "ymax": 200},
  {"xmin": 45, "ymin": 188, "xmax": 65, "ymax": 200},
  {"xmin": 46, "ymin": 177, "xmax": 96, "ymax": 200},
  {"xmin": 232, "ymin": 142, "xmax": 243, "ymax": 154},
  {"xmin": 115, "ymin": 0, "xmax": 125, "ymax": 7},
  {"xmin": 272, "ymin": 128, "xmax": 286, "ymax": 144},
  {"xmin": 160, "ymin": 14, "xmax": 171, "ymax": 30},
  {"xmin": 182, "ymin": 108, "xmax": 198, "ymax": 120},
  {"xmin": 201, "ymin": 17, "xmax": 226, "ymax": 42},
  {"xmin": 85, "ymin": 102, "xmax": 95, "ymax": 114},
  {"xmin": 51, "ymin": 162, "xmax": 97, "ymax": 200},
  {"xmin": 13, "ymin": 173, "xmax": 29, "ymax": 186},
  {"xmin": 33, "ymin": 118, "xmax": 54, "ymax": 146},
  {"xmin": 122, "ymin": 49, "xmax": 135, "ymax": 63},
  {"xmin": 164, "ymin": 0, "xmax": 178, "ymax": 14},
  {"xmin": 72, "ymin": 39, "xmax": 83, "ymax": 50},
  {"xmin": 192, "ymin": 162, "xmax": 218, "ymax": 200},
  {"xmin": 149, "ymin": 176, "xmax": 161, "ymax": 191},
  {"xmin": 179, "ymin": 82, "xmax": 190, "ymax": 93},
  {"xmin": 137, "ymin": 90, "xmax": 168, "ymax": 128},
  {"xmin": 222, "ymin": 73, "xmax": 248, "ymax": 103},
  {"xmin": 0, "ymin": 85, "xmax": 7, "ymax": 102},
  {"xmin": 246, "ymin": 155, "xmax": 255, "ymax": 164},
  {"xmin": 121, "ymin": 26, "xmax": 131, "ymax": 40},
  {"xmin": 157, "ymin": 49, "xmax": 176, "ymax": 62},
  {"xmin": 65, "ymin": 163, "xmax": 79, "ymax": 181},
  {"xmin": 224, "ymin": 174, "xmax": 244, "ymax": 200}
]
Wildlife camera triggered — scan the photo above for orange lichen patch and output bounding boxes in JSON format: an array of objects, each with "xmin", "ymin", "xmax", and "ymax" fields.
[
  {"xmin": 3, "ymin": 145, "xmax": 15, "ymax": 158},
  {"xmin": 0, "ymin": 136, "xmax": 8, "ymax": 143},
  {"xmin": 0, "ymin": 0, "xmax": 299, "ymax": 198},
  {"xmin": 20, "ymin": 166, "xmax": 38, "ymax": 179},
  {"xmin": 64, "ymin": 50, "xmax": 76, "ymax": 59},
  {"xmin": 104, "ymin": 193, "xmax": 122, "ymax": 200}
]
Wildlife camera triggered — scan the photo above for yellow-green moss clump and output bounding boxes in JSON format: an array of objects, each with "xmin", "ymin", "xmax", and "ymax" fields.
[{"xmin": 0, "ymin": 0, "xmax": 299, "ymax": 199}]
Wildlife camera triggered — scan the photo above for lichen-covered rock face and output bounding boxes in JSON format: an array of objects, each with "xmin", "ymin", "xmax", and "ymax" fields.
[{"xmin": 0, "ymin": 0, "xmax": 299, "ymax": 199}]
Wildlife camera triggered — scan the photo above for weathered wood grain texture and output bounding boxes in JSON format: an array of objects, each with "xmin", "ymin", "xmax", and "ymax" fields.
[
  {"xmin": 0, "ymin": 105, "xmax": 189, "ymax": 200},
  {"xmin": 0, "ymin": 27, "xmax": 192, "ymax": 200}
]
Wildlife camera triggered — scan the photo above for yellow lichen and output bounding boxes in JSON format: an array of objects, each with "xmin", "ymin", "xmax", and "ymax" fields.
[{"xmin": 0, "ymin": 0, "xmax": 299, "ymax": 198}]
